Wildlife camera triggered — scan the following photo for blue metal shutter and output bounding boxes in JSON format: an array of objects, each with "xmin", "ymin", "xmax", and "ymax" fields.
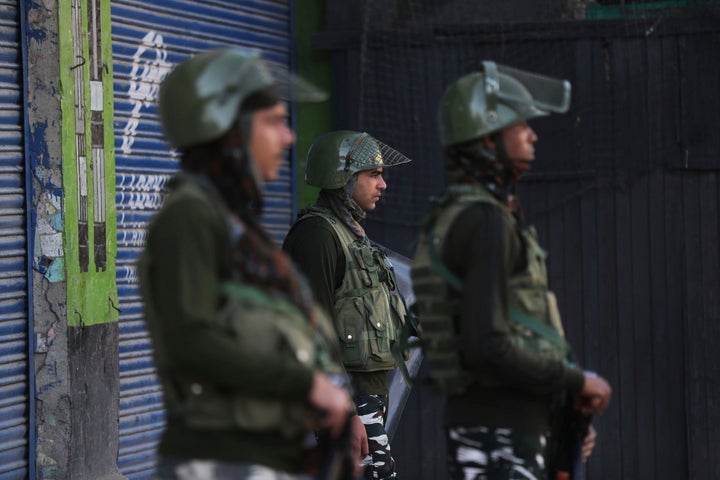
[
  {"xmin": 0, "ymin": 3, "xmax": 29, "ymax": 479},
  {"xmin": 111, "ymin": 2, "xmax": 293, "ymax": 478}
]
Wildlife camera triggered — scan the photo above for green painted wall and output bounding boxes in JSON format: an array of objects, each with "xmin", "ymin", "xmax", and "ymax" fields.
[
  {"xmin": 58, "ymin": 0, "xmax": 118, "ymax": 326},
  {"xmin": 294, "ymin": 0, "xmax": 333, "ymax": 209}
]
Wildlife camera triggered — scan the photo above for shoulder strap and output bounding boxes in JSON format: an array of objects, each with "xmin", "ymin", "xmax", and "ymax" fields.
[
  {"xmin": 423, "ymin": 185, "xmax": 499, "ymax": 292},
  {"xmin": 509, "ymin": 307, "xmax": 570, "ymax": 354},
  {"xmin": 298, "ymin": 205, "xmax": 356, "ymax": 246}
]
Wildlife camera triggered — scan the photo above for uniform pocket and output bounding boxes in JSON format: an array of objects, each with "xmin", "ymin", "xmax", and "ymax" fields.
[
  {"xmin": 512, "ymin": 287, "xmax": 547, "ymax": 319},
  {"xmin": 335, "ymin": 296, "xmax": 370, "ymax": 368},
  {"xmin": 388, "ymin": 293, "xmax": 406, "ymax": 331},
  {"xmin": 336, "ymin": 290, "xmax": 396, "ymax": 370},
  {"xmin": 363, "ymin": 290, "xmax": 395, "ymax": 368}
]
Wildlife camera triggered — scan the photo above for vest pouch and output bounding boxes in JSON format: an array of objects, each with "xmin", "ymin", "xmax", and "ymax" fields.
[
  {"xmin": 180, "ymin": 381, "xmax": 236, "ymax": 431},
  {"xmin": 335, "ymin": 296, "xmax": 370, "ymax": 368},
  {"xmin": 511, "ymin": 287, "xmax": 548, "ymax": 320},
  {"xmin": 364, "ymin": 289, "xmax": 396, "ymax": 369},
  {"xmin": 508, "ymin": 322, "xmax": 565, "ymax": 363},
  {"xmin": 308, "ymin": 305, "xmax": 347, "ymax": 376},
  {"xmin": 231, "ymin": 397, "xmax": 310, "ymax": 439},
  {"xmin": 546, "ymin": 291, "xmax": 565, "ymax": 337},
  {"xmin": 179, "ymin": 381, "xmax": 313, "ymax": 438},
  {"xmin": 388, "ymin": 293, "xmax": 409, "ymax": 360},
  {"xmin": 335, "ymin": 289, "xmax": 396, "ymax": 371},
  {"xmin": 388, "ymin": 293, "xmax": 406, "ymax": 330},
  {"xmin": 211, "ymin": 282, "xmax": 316, "ymax": 438},
  {"xmin": 508, "ymin": 301, "xmax": 567, "ymax": 364},
  {"xmin": 228, "ymin": 304, "xmax": 314, "ymax": 438},
  {"xmin": 349, "ymin": 242, "xmax": 380, "ymax": 288},
  {"xmin": 522, "ymin": 227, "xmax": 549, "ymax": 287}
]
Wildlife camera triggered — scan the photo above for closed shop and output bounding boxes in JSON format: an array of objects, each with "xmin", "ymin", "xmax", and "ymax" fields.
[
  {"xmin": 111, "ymin": 2, "xmax": 295, "ymax": 477},
  {"xmin": 0, "ymin": 2, "xmax": 29, "ymax": 479}
]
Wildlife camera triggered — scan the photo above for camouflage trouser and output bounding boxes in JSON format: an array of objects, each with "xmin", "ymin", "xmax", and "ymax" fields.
[
  {"xmin": 355, "ymin": 394, "xmax": 399, "ymax": 480},
  {"xmin": 156, "ymin": 457, "xmax": 313, "ymax": 480},
  {"xmin": 446, "ymin": 426, "xmax": 546, "ymax": 480}
]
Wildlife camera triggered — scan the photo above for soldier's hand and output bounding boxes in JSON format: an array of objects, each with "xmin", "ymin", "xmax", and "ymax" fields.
[
  {"xmin": 351, "ymin": 414, "xmax": 369, "ymax": 475},
  {"xmin": 577, "ymin": 373, "xmax": 612, "ymax": 416},
  {"xmin": 582, "ymin": 425, "xmax": 597, "ymax": 462},
  {"xmin": 309, "ymin": 373, "xmax": 353, "ymax": 438}
]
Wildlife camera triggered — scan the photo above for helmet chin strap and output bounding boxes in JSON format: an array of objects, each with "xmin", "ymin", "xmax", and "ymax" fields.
[
  {"xmin": 235, "ymin": 112, "xmax": 265, "ymax": 190},
  {"xmin": 450, "ymin": 133, "xmax": 522, "ymax": 188},
  {"xmin": 492, "ymin": 133, "xmax": 525, "ymax": 186},
  {"xmin": 211, "ymin": 112, "xmax": 264, "ymax": 216},
  {"xmin": 342, "ymin": 173, "xmax": 365, "ymax": 219}
]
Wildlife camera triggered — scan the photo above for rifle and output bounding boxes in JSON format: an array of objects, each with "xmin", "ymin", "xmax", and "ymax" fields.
[
  {"xmin": 303, "ymin": 413, "xmax": 356, "ymax": 480},
  {"xmin": 547, "ymin": 396, "xmax": 592, "ymax": 480}
]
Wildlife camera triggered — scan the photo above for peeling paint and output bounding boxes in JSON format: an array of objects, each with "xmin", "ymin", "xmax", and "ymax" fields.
[
  {"xmin": 37, "ymin": 218, "xmax": 56, "ymax": 235},
  {"xmin": 38, "ymin": 379, "xmax": 62, "ymax": 396},
  {"xmin": 38, "ymin": 453, "xmax": 58, "ymax": 469},
  {"xmin": 44, "ymin": 258, "xmax": 65, "ymax": 283},
  {"xmin": 40, "ymin": 232, "xmax": 63, "ymax": 258},
  {"xmin": 49, "ymin": 213, "xmax": 63, "ymax": 231},
  {"xmin": 46, "ymin": 192, "xmax": 61, "ymax": 211},
  {"xmin": 27, "ymin": 0, "xmax": 74, "ymax": 477},
  {"xmin": 35, "ymin": 334, "xmax": 48, "ymax": 354}
]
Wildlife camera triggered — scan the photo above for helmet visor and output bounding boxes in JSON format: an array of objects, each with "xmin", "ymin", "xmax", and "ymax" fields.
[
  {"xmin": 483, "ymin": 61, "xmax": 571, "ymax": 114},
  {"xmin": 344, "ymin": 133, "xmax": 412, "ymax": 172},
  {"xmin": 267, "ymin": 62, "xmax": 328, "ymax": 103}
]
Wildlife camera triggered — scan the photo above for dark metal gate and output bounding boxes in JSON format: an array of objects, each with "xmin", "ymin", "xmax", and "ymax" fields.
[{"xmin": 317, "ymin": 9, "xmax": 720, "ymax": 480}]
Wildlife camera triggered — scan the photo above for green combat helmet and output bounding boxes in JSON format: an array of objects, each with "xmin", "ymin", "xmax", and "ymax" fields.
[
  {"xmin": 159, "ymin": 48, "xmax": 326, "ymax": 149},
  {"xmin": 439, "ymin": 60, "xmax": 572, "ymax": 148},
  {"xmin": 305, "ymin": 130, "xmax": 412, "ymax": 189}
]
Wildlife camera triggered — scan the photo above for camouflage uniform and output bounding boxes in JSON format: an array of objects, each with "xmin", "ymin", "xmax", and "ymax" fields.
[
  {"xmin": 412, "ymin": 63, "xmax": 590, "ymax": 480},
  {"xmin": 284, "ymin": 131, "xmax": 413, "ymax": 480},
  {"xmin": 446, "ymin": 426, "xmax": 545, "ymax": 480},
  {"xmin": 157, "ymin": 458, "xmax": 314, "ymax": 480},
  {"xmin": 356, "ymin": 394, "xmax": 398, "ymax": 479}
]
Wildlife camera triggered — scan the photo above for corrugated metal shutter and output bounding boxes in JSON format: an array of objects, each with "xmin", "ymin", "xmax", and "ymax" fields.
[
  {"xmin": 0, "ymin": 2, "xmax": 29, "ymax": 479},
  {"xmin": 111, "ymin": 2, "xmax": 293, "ymax": 478}
]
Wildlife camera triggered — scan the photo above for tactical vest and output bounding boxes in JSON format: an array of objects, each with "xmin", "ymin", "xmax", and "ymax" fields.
[
  {"xmin": 140, "ymin": 178, "xmax": 345, "ymax": 439},
  {"xmin": 299, "ymin": 206, "xmax": 407, "ymax": 372},
  {"xmin": 409, "ymin": 184, "xmax": 570, "ymax": 394}
]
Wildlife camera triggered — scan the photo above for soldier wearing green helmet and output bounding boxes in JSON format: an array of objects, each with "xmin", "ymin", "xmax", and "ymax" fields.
[
  {"xmin": 411, "ymin": 61, "xmax": 612, "ymax": 479},
  {"xmin": 283, "ymin": 131, "xmax": 412, "ymax": 479},
  {"xmin": 139, "ymin": 49, "xmax": 355, "ymax": 480}
]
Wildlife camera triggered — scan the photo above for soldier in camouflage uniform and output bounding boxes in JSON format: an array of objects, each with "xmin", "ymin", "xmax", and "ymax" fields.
[
  {"xmin": 413, "ymin": 62, "xmax": 613, "ymax": 480},
  {"xmin": 140, "ymin": 49, "xmax": 354, "ymax": 480},
  {"xmin": 284, "ymin": 131, "xmax": 412, "ymax": 479}
]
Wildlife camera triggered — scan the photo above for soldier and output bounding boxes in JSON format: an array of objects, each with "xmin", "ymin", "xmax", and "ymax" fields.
[
  {"xmin": 283, "ymin": 131, "xmax": 412, "ymax": 479},
  {"xmin": 411, "ymin": 62, "xmax": 612, "ymax": 479},
  {"xmin": 139, "ymin": 49, "xmax": 354, "ymax": 480}
]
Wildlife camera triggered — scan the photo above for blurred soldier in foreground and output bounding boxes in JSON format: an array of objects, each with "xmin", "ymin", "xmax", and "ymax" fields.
[
  {"xmin": 140, "ymin": 49, "xmax": 353, "ymax": 480},
  {"xmin": 411, "ymin": 62, "xmax": 612, "ymax": 479}
]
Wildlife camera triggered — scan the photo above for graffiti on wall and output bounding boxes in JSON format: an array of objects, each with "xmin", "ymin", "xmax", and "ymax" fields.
[{"xmin": 120, "ymin": 30, "xmax": 172, "ymax": 155}]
